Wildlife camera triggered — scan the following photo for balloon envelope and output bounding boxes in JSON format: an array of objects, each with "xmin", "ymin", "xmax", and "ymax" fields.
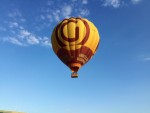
[{"xmin": 51, "ymin": 17, "xmax": 100, "ymax": 78}]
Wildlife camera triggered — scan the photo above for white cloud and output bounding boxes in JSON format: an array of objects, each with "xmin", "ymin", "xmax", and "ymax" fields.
[
  {"xmin": 2, "ymin": 0, "xmax": 90, "ymax": 48},
  {"xmin": 139, "ymin": 55, "xmax": 150, "ymax": 62},
  {"xmin": 131, "ymin": 0, "xmax": 142, "ymax": 4},
  {"xmin": 37, "ymin": 0, "xmax": 90, "ymax": 30},
  {"xmin": 20, "ymin": 30, "xmax": 31, "ymax": 37},
  {"xmin": 4, "ymin": 31, "xmax": 51, "ymax": 47},
  {"xmin": 4, "ymin": 37, "xmax": 23, "ymax": 46},
  {"xmin": 27, "ymin": 35, "xmax": 39, "ymax": 45},
  {"xmin": 102, "ymin": 0, "xmax": 121, "ymax": 8},
  {"xmin": 54, "ymin": 14, "xmax": 60, "ymax": 22},
  {"xmin": 1, "ymin": 7, "xmax": 52, "ymax": 48},
  {"xmin": 82, "ymin": 0, "xmax": 88, "ymax": 4},
  {"xmin": 8, "ymin": 9, "xmax": 22, "ymax": 18},
  {"xmin": 1, "ymin": 0, "xmax": 144, "ymax": 49},
  {"xmin": 4, "ymin": 27, "xmax": 51, "ymax": 47},
  {"xmin": 10, "ymin": 30, "xmax": 16, "ymax": 34},
  {"xmin": 8, "ymin": 8, "xmax": 26, "ymax": 28},
  {"xmin": 46, "ymin": 14, "xmax": 53, "ymax": 22},
  {"xmin": 72, "ymin": 0, "xmax": 77, "ymax": 2},
  {"xmin": 62, "ymin": 5, "xmax": 72, "ymax": 18},
  {"xmin": 19, "ymin": 26, "xmax": 24, "ymax": 30},
  {"xmin": 19, "ymin": 29, "xmax": 40, "ymax": 45},
  {"xmin": 79, "ymin": 9, "xmax": 90, "ymax": 17},
  {"xmin": 47, "ymin": 0, "xmax": 53, "ymax": 6},
  {"xmin": 40, "ymin": 15, "xmax": 45, "ymax": 20},
  {"xmin": 102, "ymin": 0, "xmax": 142, "ymax": 8},
  {"xmin": 52, "ymin": 10, "xmax": 61, "ymax": 21},
  {"xmin": 41, "ymin": 36, "xmax": 52, "ymax": 47},
  {"xmin": 9, "ymin": 22, "xmax": 19, "ymax": 28},
  {"xmin": 20, "ymin": 18, "xmax": 26, "ymax": 22},
  {"xmin": 13, "ymin": 22, "xmax": 19, "ymax": 27},
  {"xmin": 143, "ymin": 57, "xmax": 150, "ymax": 61}
]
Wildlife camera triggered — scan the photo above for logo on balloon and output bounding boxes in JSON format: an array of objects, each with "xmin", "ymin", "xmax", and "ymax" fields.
[
  {"xmin": 55, "ymin": 18, "xmax": 90, "ymax": 50},
  {"xmin": 77, "ymin": 53, "xmax": 89, "ymax": 64}
]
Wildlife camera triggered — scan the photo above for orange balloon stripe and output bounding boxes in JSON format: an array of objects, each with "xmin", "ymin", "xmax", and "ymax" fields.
[
  {"xmin": 55, "ymin": 18, "xmax": 90, "ymax": 48},
  {"xmin": 61, "ymin": 20, "xmax": 79, "ymax": 42},
  {"xmin": 56, "ymin": 46, "xmax": 93, "ymax": 67},
  {"xmin": 55, "ymin": 23, "xmax": 66, "ymax": 47}
]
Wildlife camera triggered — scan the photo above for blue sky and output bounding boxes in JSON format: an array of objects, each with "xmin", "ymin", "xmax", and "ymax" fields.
[{"xmin": 0, "ymin": 0, "xmax": 150, "ymax": 113}]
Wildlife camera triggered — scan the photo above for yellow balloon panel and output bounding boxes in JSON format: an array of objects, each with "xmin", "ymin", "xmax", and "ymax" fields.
[{"xmin": 83, "ymin": 19, "xmax": 100, "ymax": 53}]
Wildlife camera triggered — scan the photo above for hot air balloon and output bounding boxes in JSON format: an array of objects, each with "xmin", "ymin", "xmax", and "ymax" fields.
[{"xmin": 51, "ymin": 17, "xmax": 100, "ymax": 78}]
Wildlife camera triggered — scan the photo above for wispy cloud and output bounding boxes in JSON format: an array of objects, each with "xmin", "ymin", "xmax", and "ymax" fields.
[
  {"xmin": 101, "ymin": 0, "xmax": 142, "ymax": 8},
  {"xmin": 78, "ymin": 8, "xmax": 90, "ymax": 17},
  {"xmin": 8, "ymin": 8, "xmax": 22, "ymax": 18},
  {"xmin": 62, "ymin": 5, "xmax": 72, "ymax": 18},
  {"xmin": 143, "ymin": 57, "xmax": 150, "ymax": 61},
  {"xmin": 40, "ymin": 36, "xmax": 52, "ymax": 47},
  {"xmin": 9, "ymin": 22, "xmax": 19, "ymax": 28},
  {"xmin": 20, "ymin": 29, "xmax": 30, "ymax": 37},
  {"xmin": 82, "ymin": 0, "xmax": 88, "ymax": 4},
  {"xmin": 4, "ymin": 28, "xmax": 51, "ymax": 47},
  {"xmin": 0, "ymin": 4, "xmax": 53, "ymax": 47},
  {"xmin": 2, "ymin": 8, "xmax": 51, "ymax": 47},
  {"xmin": 131, "ymin": 0, "xmax": 142, "ymax": 4},
  {"xmin": 7, "ymin": 8, "xmax": 26, "ymax": 23},
  {"xmin": 36, "ymin": 0, "xmax": 90, "ymax": 31},
  {"xmin": 139, "ymin": 55, "xmax": 150, "ymax": 62},
  {"xmin": 1, "ymin": 0, "xmax": 142, "ymax": 48},
  {"xmin": 19, "ymin": 29, "xmax": 40, "ymax": 45},
  {"xmin": 52, "ymin": 10, "xmax": 61, "ymax": 22},
  {"xmin": 102, "ymin": 0, "xmax": 122, "ymax": 8},
  {"xmin": 4, "ymin": 0, "xmax": 88, "ymax": 47},
  {"xmin": 4, "ymin": 37, "xmax": 23, "ymax": 46},
  {"xmin": 26, "ymin": 35, "xmax": 40, "ymax": 45}
]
